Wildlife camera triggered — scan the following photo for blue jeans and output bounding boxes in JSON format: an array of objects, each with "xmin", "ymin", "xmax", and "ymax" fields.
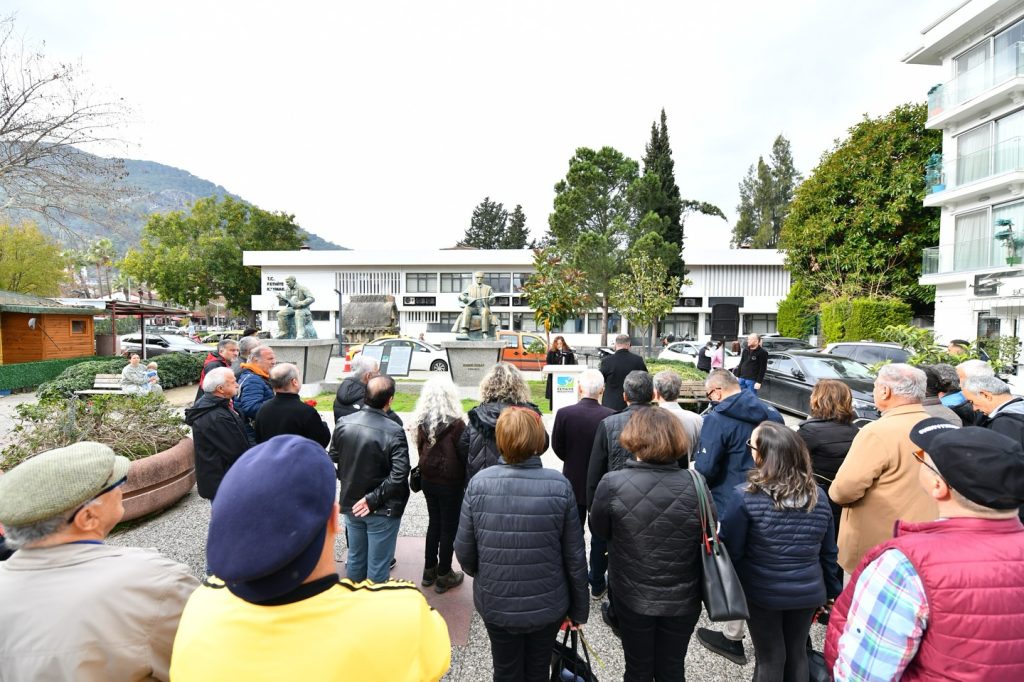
[
  {"xmin": 344, "ymin": 513, "xmax": 401, "ymax": 583},
  {"xmin": 739, "ymin": 378, "xmax": 758, "ymax": 395}
]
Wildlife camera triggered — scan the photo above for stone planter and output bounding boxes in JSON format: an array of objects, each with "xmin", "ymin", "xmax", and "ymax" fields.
[{"xmin": 122, "ymin": 437, "xmax": 195, "ymax": 522}]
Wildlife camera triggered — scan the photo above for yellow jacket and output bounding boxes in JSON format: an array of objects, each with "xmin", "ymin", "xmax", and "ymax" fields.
[{"xmin": 171, "ymin": 577, "xmax": 450, "ymax": 681}]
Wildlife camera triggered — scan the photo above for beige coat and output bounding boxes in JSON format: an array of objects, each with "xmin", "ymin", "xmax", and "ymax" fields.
[
  {"xmin": 0, "ymin": 543, "xmax": 198, "ymax": 681},
  {"xmin": 829, "ymin": 403, "xmax": 938, "ymax": 571}
]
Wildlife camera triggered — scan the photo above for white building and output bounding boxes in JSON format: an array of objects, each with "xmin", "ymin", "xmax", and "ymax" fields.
[
  {"xmin": 907, "ymin": 0, "xmax": 1024, "ymax": 343},
  {"xmin": 243, "ymin": 248, "xmax": 789, "ymax": 347}
]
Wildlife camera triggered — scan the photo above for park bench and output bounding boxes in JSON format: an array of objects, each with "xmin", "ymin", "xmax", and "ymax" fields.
[
  {"xmin": 74, "ymin": 374, "xmax": 125, "ymax": 396},
  {"xmin": 677, "ymin": 380, "xmax": 708, "ymax": 413}
]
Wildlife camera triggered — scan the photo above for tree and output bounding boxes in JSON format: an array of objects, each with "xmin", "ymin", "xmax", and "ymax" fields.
[
  {"xmin": 521, "ymin": 247, "xmax": 593, "ymax": 342},
  {"xmin": 609, "ymin": 251, "xmax": 680, "ymax": 352},
  {"xmin": 502, "ymin": 205, "xmax": 529, "ymax": 248},
  {"xmin": 779, "ymin": 104, "xmax": 940, "ymax": 309},
  {"xmin": 0, "ymin": 17, "xmax": 127, "ymax": 237},
  {"xmin": 459, "ymin": 197, "xmax": 508, "ymax": 248},
  {"xmin": 0, "ymin": 221, "xmax": 68, "ymax": 295},
  {"xmin": 642, "ymin": 109, "xmax": 725, "ymax": 279},
  {"xmin": 548, "ymin": 146, "xmax": 639, "ymax": 345},
  {"xmin": 732, "ymin": 134, "xmax": 802, "ymax": 248},
  {"xmin": 61, "ymin": 247, "xmax": 93, "ymax": 296},
  {"xmin": 88, "ymin": 237, "xmax": 115, "ymax": 297},
  {"xmin": 122, "ymin": 196, "xmax": 304, "ymax": 322}
]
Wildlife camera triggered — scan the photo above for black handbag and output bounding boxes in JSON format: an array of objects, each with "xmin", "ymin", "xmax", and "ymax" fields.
[
  {"xmin": 807, "ymin": 645, "xmax": 830, "ymax": 682},
  {"xmin": 550, "ymin": 627, "xmax": 597, "ymax": 682},
  {"xmin": 409, "ymin": 466, "xmax": 422, "ymax": 493},
  {"xmin": 687, "ymin": 469, "xmax": 750, "ymax": 621}
]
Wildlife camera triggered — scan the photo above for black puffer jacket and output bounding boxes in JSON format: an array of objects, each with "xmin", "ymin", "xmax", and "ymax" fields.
[
  {"xmin": 585, "ymin": 403, "xmax": 655, "ymax": 508},
  {"xmin": 589, "ymin": 460, "xmax": 703, "ymax": 616},
  {"xmin": 330, "ymin": 407, "xmax": 411, "ymax": 517},
  {"xmin": 333, "ymin": 377, "xmax": 367, "ymax": 424},
  {"xmin": 796, "ymin": 418, "xmax": 860, "ymax": 488},
  {"xmin": 183, "ymin": 394, "xmax": 254, "ymax": 500},
  {"xmin": 454, "ymin": 457, "xmax": 589, "ymax": 632},
  {"xmin": 458, "ymin": 401, "xmax": 547, "ymax": 480}
]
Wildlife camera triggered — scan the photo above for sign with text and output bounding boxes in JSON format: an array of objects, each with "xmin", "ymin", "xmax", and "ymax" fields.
[{"xmin": 265, "ymin": 275, "xmax": 286, "ymax": 293}]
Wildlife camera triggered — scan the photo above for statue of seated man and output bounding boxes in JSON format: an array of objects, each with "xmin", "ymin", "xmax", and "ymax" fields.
[
  {"xmin": 456, "ymin": 271, "xmax": 494, "ymax": 336},
  {"xmin": 276, "ymin": 276, "xmax": 317, "ymax": 339}
]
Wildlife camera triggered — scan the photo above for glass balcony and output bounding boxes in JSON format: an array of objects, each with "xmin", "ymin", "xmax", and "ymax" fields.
[
  {"xmin": 921, "ymin": 237, "xmax": 1011, "ymax": 275},
  {"xmin": 928, "ymin": 41, "xmax": 1024, "ymax": 118},
  {"xmin": 923, "ymin": 137, "xmax": 1024, "ymax": 194}
]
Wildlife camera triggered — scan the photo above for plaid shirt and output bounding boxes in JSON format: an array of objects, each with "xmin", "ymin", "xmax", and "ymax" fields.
[{"xmin": 834, "ymin": 549, "xmax": 929, "ymax": 681}]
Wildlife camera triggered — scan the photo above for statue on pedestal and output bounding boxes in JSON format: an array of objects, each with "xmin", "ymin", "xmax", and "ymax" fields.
[
  {"xmin": 276, "ymin": 276, "xmax": 318, "ymax": 339},
  {"xmin": 453, "ymin": 271, "xmax": 497, "ymax": 340}
]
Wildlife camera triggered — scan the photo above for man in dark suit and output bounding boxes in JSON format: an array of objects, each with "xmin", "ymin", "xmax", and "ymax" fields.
[
  {"xmin": 254, "ymin": 363, "xmax": 331, "ymax": 447},
  {"xmin": 599, "ymin": 334, "xmax": 647, "ymax": 411}
]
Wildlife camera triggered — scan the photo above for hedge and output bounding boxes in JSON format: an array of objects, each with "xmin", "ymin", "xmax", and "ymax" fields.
[
  {"xmin": 0, "ymin": 356, "xmax": 108, "ymax": 392},
  {"xmin": 36, "ymin": 352, "xmax": 205, "ymax": 403},
  {"xmin": 819, "ymin": 297, "xmax": 912, "ymax": 344},
  {"xmin": 776, "ymin": 281, "xmax": 817, "ymax": 340}
]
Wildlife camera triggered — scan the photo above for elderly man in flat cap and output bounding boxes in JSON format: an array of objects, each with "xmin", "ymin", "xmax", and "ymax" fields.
[
  {"xmin": 171, "ymin": 435, "xmax": 450, "ymax": 681},
  {"xmin": 826, "ymin": 420, "xmax": 1024, "ymax": 681},
  {"xmin": 0, "ymin": 442, "xmax": 198, "ymax": 681}
]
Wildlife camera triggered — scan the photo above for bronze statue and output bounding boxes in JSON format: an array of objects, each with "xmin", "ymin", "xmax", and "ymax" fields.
[
  {"xmin": 276, "ymin": 276, "xmax": 317, "ymax": 339},
  {"xmin": 454, "ymin": 271, "xmax": 496, "ymax": 339}
]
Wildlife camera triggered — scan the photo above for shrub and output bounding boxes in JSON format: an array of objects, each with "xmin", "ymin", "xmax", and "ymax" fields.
[
  {"xmin": 819, "ymin": 298, "xmax": 851, "ymax": 344},
  {"xmin": 34, "ymin": 352, "xmax": 204, "ymax": 403},
  {"xmin": 0, "ymin": 356, "xmax": 107, "ymax": 391},
  {"xmin": 776, "ymin": 281, "xmax": 817, "ymax": 339},
  {"xmin": 1, "ymin": 394, "xmax": 188, "ymax": 470},
  {"xmin": 846, "ymin": 299, "xmax": 912, "ymax": 341},
  {"xmin": 94, "ymin": 318, "xmax": 140, "ymax": 335}
]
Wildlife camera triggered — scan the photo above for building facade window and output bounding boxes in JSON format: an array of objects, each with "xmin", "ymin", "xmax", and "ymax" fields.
[
  {"xmin": 438, "ymin": 312, "xmax": 461, "ymax": 327},
  {"xmin": 977, "ymin": 311, "xmax": 1001, "ymax": 339},
  {"xmin": 440, "ymin": 273, "xmax": 470, "ymax": 293},
  {"xmin": 587, "ymin": 313, "xmax": 621, "ymax": 334},
  {"xmin": 512, "ymin": 273, "xmax": 529, "ymax": 292},
  {"xmin": 743, "ymin": 313, "xmax": 777, "ymax": 335},
  {"xmin": 483, "ymin": 273, "xmax": 511, "ymax": 293},
  {"xmin": 311, "ymin": 311, "xmax": 330, "ymax": 321},
  {"xmin": 659, "ymin": 313, "xmax": 698, "ymax": 340},
  {"xmin": 954, "ymin": 209, "xmax": 998, "ymax": 270},
  {"xmin": 71, "ymin": 319, "xmax": 86, "ymax": 334},
  {"xmin": 337, "ymin": 270, "xmax": 401, "ymax": 295},
  {"xmin": 405, "ymin": 272, "xmax": 437, "ymax": 293}
]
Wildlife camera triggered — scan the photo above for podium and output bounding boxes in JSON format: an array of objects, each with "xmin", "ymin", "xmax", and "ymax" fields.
[{"xmin": 543, "ymin": 364, "xmax": 588, "ymax": 415}]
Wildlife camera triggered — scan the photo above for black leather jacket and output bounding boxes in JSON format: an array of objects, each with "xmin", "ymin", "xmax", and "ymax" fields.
[{"xmin": 330, "ymin": 407, "xmax": 410, "ymax": 517}]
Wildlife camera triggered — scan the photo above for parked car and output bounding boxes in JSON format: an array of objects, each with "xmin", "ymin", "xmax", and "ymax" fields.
[
  {"xmin": 120, "ymin": 334, "xmax": 212, "ymax": 357},
  {"xmin": 497, "ymin": 331, "xmax": 547, "ymax": 371},
  {"xmin": 759, "ymin": 350, "xmax": 880, "ymax": 421},
  {"xmin": 658, "ymin": 341, "xmax": 740, "ymax": 369},
  {"xmin": 352, "ymin": 337, "xmax": 450, "ymax": 372},
  {"xmin": 820, "ymin": 341, "xmax": 911, "ymax": 365},
  {"xmin": 758, "ymin": 336, "xmax": 814, "ymax": 352}
]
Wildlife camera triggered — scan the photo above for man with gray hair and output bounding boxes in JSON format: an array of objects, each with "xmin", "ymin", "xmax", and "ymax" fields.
[
  {"xmin": 0, "ymin": 442, "xmax": 198, "ymax": 680},
  {"xmin": 653, "ymin": 369, "xmax": 703, "ymax": 466},
  {"xmin": 963, "ymin": 373, "xmax": 1024, "ymax": 443},
  {"xmin": 254, "ymin": 363, "xmax": 331, "ymax": 446},
  {"xmin": 599, "ymin": 334, "xmax": 647, "ymax": 411},
  {"xmin": 953, "ymin": 359, "xmax": 995, "ymax": 425},
  {"xmin": 552, "ymin": 368, "xmax": 615, "ymax": 594},
  {"xmin": 184, "ymin": 367, "xmax": 254, "ymax": 500},
  {"xmin": 233, "ymin": 335, "xmax": 263, "ymax": 377},
  {"xmin": 830, "ymin": 363, "xmax": 937, "ymax": 573}
]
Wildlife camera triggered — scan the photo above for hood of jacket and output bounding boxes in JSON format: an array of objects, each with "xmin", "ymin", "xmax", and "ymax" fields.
[
  {"xmin": 468, "ymin": 401, "xmax": 541, "ymax": 437},
  {"xmin": 336, "ymin": 376, "xmax": 366, "ymax": 405},
  {"xmin": 994, "ymin": 396, "xmax": 1024, "ymax": 418},
  {"xmin": 714, "ymin": 388, "xmax": 777, "ymax": 425},
  {"xmin": 184, "ymin": 393, "xmax": 231, "ymax": 425}
]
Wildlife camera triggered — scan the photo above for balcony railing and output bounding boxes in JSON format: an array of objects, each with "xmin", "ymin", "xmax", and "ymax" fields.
[
  {"xmin": 928, "ymin": 41, "xmax": 1024, "ymax": 118},
  {"xmin": 921, "ymin": 237, "xmax": 1010, "ymax": 275},
  {"xmin": 924, "ymin": 137, "xmax": 1024, "ymax": 194}
]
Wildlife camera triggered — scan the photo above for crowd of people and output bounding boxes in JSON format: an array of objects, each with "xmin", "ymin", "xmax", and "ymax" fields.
[{"xmin": 0, "ymin": 332, "xmax": 1023, "ymax": 681}]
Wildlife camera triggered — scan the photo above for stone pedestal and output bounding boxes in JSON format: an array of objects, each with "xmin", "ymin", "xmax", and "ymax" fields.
[
  {"xmin": 441, "ymin": 341, "xmax": 503, "ymax": 391},
  {"xmin": 265, "ymin": 339, "xmax": 337, "ymax": 395},
  {"xmin": 543, "ymin": 364, "xmax": 588, "ymax": 415}
]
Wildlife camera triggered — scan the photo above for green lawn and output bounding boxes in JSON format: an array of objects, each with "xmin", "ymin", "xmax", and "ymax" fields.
[{"xmin": 311, "ymin": 379, "xmax": 554, "ymax": 416}]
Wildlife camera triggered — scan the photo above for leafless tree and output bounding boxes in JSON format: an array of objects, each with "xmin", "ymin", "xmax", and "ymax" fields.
[{"xmin": 0, "ymin": 15, "xmax": 129, "ymax": 238}]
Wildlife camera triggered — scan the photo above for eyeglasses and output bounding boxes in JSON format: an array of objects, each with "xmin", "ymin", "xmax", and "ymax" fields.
[
  {"xmin": 746, "ymin": 439, "xmax": 758, "ymax": 451},
  {"xmin": 705, "ymin": 388, "xmax": 721, "ymax": 400},
  {"xmin": 912, "ymin": 449, "xmax": 944, "ymax": 479},
  {"xmin": 67, "ymin": 476, "xmax": 128, "ymax": 523}
]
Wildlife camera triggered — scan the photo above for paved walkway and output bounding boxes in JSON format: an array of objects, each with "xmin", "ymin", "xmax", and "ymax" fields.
[{"xmin": 102, "ymin": 387, "xmax": 825, "ymax": 681}]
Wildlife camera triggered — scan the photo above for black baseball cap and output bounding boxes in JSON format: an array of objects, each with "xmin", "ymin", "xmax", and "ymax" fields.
[{"xmin": 910, "ymin": 418, "xmax": 1024, "ymax": 510}]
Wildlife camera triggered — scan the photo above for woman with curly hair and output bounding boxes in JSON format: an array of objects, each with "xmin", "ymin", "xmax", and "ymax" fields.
[
  {"xmin": 407, "ymin": 376, "xmax": 467, "ymax": 593},
  {"xmin": 459, "ymin": 362, "xmax": 547, "ymax": 480},
  {"xmin": 719, "ymin": 421, "xmax": 841, "ymax": 682}
]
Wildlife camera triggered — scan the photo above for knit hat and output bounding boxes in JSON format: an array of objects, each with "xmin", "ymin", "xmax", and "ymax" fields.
[
  {"xmin": 207, "ymin": 435, "xmax": 336, "ymax": 603},
  {"xmin": 0, "ymin": 442, "xmax": 130, "ymax": 526},
  {"xmin": 910, "ymin": 418, "xmax": 1024, "ymax": 510}
]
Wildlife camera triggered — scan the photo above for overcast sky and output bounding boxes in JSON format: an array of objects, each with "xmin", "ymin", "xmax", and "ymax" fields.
[{"xmin": 10, "ymin": 1, "xmax": 947, "ymax": 251}]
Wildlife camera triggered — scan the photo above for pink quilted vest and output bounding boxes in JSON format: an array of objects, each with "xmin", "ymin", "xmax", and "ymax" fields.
[{"xmin": 825, "ymin": 517, "xmax": 1024, "ymax": 681}]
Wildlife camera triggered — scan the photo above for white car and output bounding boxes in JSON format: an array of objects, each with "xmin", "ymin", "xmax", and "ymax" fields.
[
  {"xmin": 659, "ymin": 341, "xmax": 740, "ymax": 370},
  {"xmin": 360, "ymin": 338, "xmax": 449, "ymax": 372}
]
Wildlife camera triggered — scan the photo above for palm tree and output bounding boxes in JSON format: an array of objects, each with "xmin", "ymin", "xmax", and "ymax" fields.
[
  {"xmin": 61, "ymin": 248, "xmax": 93, "ymax": 296},
  {"xmin": 88, "ymin": 238, "xmax": 116, "ymax": 297}
]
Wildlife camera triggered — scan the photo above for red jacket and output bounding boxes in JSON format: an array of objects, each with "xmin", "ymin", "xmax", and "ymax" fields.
[{"xmin": 825, "ymin": 516, "xmax": 1024, "ymax": 681}]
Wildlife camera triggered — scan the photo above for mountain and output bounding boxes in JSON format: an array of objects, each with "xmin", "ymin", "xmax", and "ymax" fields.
[{"xmin": 7, "ymin": 155, "xmax": 346, "ymax": 253}]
